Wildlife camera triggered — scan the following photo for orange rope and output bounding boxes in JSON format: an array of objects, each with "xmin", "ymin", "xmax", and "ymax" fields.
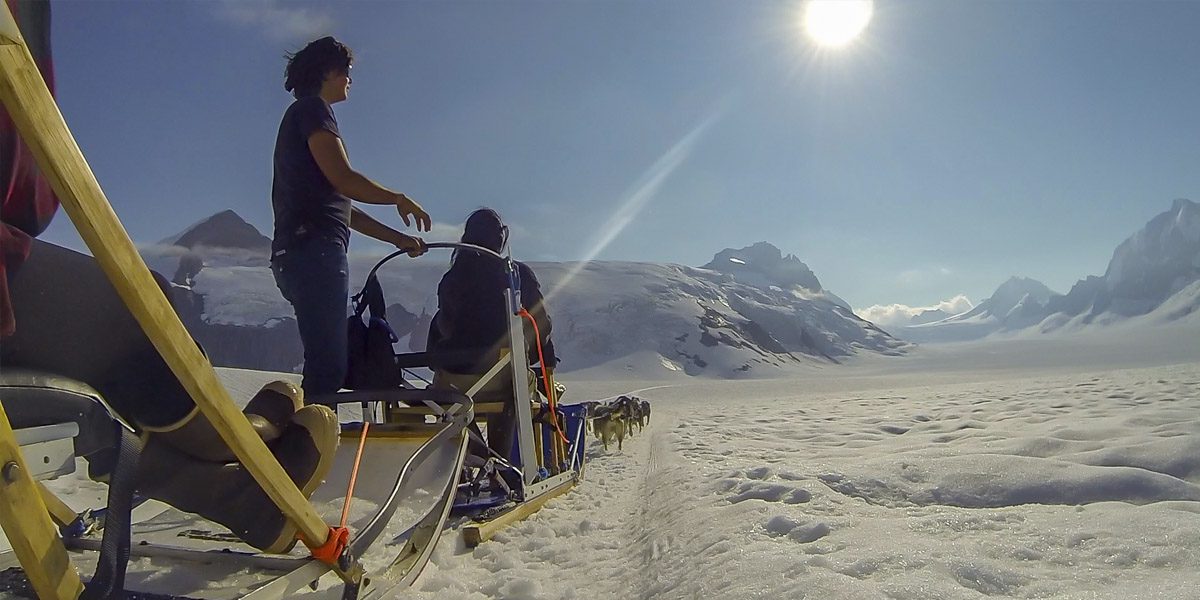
[
  {"xmin": 340, "ymin": 421, "xmax": 371, "ymax": 528},
  {"xmin": 519, "ymin": 308, "xmax": 569, "ymax": 445}
]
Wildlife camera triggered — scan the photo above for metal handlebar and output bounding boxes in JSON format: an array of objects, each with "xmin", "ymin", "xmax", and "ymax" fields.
[{"xmin": 361, "ymin": 242, "xmax": 508, "ymax": 286}]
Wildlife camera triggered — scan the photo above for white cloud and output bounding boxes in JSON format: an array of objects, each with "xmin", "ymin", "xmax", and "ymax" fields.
[
  {"xmin": 215, "ymin": 1, "xmax": 334, "ymax": 42},
  {"xmin": 855, "ymin": 294, "xmax": 974, "ymax": 329}
]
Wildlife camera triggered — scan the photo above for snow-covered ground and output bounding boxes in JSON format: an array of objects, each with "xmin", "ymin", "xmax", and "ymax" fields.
[
  {"xmin": 8, "ymin": 322, "xmax": 1200, "ymax": 599},
  {"xmin": 409, "ymin": 323, "xmax": 1200, "ymax": 600}
]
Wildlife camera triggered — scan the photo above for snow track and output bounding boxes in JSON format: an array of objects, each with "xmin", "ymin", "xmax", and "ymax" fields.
[
  {"xmin": 410, "ymin": 362, "xmax": 1200, "ymax": 599},
  {"xmin": 405, "ymin": 388, "xmax": 696, "ymax": 599}
]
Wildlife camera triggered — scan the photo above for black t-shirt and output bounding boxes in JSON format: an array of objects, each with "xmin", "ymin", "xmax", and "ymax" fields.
[{"xmin": 271, "ymin": 96, "xmax": 351, "ymax": 254}]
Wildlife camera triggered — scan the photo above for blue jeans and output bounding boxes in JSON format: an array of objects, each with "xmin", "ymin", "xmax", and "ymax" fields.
[{"xmin": 272, "ymin": 237, "xmax": 349, "ymax": 400}]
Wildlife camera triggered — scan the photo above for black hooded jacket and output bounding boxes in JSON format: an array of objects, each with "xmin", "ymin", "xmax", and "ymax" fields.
[{"xmin": 428, "ymin": 254, "xmax": 557, "ymax": 375}]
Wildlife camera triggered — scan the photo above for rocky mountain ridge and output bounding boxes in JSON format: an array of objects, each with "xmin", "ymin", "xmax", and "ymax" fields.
[{"xmin": 142, "ymin": 214, "xmax": 907, "ymax": 377}]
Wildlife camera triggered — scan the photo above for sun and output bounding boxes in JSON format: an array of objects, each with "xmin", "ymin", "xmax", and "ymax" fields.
[{"xmin": 802, "ymin": 0, "xmax": 874, "ymax": 48}]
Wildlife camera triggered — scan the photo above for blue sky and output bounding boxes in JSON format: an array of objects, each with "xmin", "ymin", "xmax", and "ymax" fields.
[{"xmin": 34, "ymin": 0, "xmax": 1200, "ymax": 311}]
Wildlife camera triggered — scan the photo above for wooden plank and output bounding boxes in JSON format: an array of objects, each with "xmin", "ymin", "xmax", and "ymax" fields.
[
  {"xmin": 533, "ymin": 422, "xmax": 544, "ymax": 469},
  {"xmin": 35, "ymin": 482, "xmax": 77, "ymax": 527},
  {"xmin": 0, "ymin": 405, "xmax": 83, "ymax": 600},
  {"xmin": 462, "ymin": 478, "xmax": 575, "ymax": 547},
  {"xmin": 0, "ymin": 8, "xmax": 330, "ymax": 549}
]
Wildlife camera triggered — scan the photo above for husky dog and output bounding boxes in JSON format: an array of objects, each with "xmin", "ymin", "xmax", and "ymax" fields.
[
  {"xmin": 613, "ymin": 395, "xmax": 639, "ymax": 435},
  {"xmin": 580, "ymin": 401, "xmax": 602, "ymax": 434},
  {"xmin": 592, "ymin": 405, "xmax": 627, "ymax": 451},
  {"xmin": 627, "ymin": 397, "xmax": 649, "ymax": 431}
]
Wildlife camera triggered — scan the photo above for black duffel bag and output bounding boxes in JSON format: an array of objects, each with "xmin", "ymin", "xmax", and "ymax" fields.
[{"xmin": 344, "ymin": 274, "xmax": 403, "ymax": 390}]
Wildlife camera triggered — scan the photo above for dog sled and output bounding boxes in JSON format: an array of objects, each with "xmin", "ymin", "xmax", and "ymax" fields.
[
  {"xmin": 350, "ymin": 245, "xmax": 591, "ymax": 549},
  {"xmin": 0, "ymin": 7, "xmax": 590, "ymax": 598}
]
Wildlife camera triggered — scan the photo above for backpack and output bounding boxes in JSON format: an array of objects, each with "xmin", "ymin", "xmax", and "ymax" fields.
[{"xmin": 344, "ymin": 274, "xmax": 403, "ymax": 390}]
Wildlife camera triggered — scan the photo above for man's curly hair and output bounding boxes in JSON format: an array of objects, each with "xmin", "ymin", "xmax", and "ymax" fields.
[{"xmin": 284, "ymin": 36, "xmax": 353, "ymax": 99}]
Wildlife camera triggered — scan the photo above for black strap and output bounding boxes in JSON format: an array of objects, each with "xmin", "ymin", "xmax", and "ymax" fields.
[
  {"xmin": 351, "ymin": 274, "xmax": 389, "ymax": 319},
  {"xmin": 80, "ymin": 423, "xmax": 140, "ymax": 600}
]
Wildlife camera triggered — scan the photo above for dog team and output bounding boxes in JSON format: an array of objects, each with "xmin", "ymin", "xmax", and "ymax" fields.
[{"xmin": 582, "ymin": 395, "xmax": 651, "ymax": 452}]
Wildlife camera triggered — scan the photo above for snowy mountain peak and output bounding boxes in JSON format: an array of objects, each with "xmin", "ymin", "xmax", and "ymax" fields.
[
  {"xmin": 992, "ymin": 276, "xmax": 1054, "ymax": 305},
  {"xmin": 933, "ymin": 276, "xmax": 1054, "ymax": 326},
  {"xmin": 982, "ymin": 277, "xmax": 1054, "ymax": 316},
  {"xmin": 1171, "ymin": 197, "xmax": 1197, "ymax": 215},
  {"xmin": 701, "ymin": 242, "xmax": 823, "ymax": 292},
  {"xmin": 910, "ymin": 307, "xmax": 954, "ymax": 325},
  {"xmin": 896, "ymin": 199, "xmax": 1200, "ymax": 342},
  {"xmin": 162, "ymin": 210, "xmax": 271, "ymax": 252},
  {"xmin": 1103, "ymin": 198, "xmax": 1200, "ymax": 297}
]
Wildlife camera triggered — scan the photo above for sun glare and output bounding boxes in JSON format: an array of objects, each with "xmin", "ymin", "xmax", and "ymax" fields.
[{"xmin": 802, "ymin": 0, "xmax": 874, "ymax": 48}]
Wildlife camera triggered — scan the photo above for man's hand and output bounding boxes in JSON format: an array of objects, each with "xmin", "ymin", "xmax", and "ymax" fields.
[
  {"xmin": 393, "ymin": 233, "xmax": 427, "ymax": 257},
  {"xmin": 394, "ymin": 193, "xmax": 431, "ymax": 232}
]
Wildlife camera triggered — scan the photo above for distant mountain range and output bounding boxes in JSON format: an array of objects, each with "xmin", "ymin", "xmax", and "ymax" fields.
[
  {"xmin": 141, "ymin": 216, "xmax": 907, "ymax": 377},
  {"xmin": 894, "ymin": 198, "xmax": 1200, "ymax": 343},
  {"xmin": 143, "ymin": 197, "xmax": 1198, "ymax": 366}
]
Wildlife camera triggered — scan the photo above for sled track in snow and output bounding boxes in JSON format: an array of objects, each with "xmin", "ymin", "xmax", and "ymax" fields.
[{"xmin": 620, "ymin": 402, "xmax": 707, "ymax": 600}]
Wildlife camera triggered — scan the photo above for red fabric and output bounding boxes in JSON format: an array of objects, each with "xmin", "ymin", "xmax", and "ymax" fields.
[{"xmin": 1, "ymin": 0, "xmax": 57, "ymax": 337}]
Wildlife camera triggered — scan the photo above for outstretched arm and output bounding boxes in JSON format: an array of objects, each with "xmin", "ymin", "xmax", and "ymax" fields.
[
  {"xmin": 349, "ymin": 207, "xmax": 426, "ymax": 256},
  {"xmin": 308, "ymin": 130, "xmax": 431, "ymax": 231}
]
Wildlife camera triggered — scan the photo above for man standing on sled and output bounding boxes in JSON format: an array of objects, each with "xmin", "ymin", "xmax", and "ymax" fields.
[{"xmin": 270, "ymin": 36, "xmax": 431, "ymax": 399}]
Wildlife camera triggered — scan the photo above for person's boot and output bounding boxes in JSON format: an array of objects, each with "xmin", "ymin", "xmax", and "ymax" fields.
[
  {"xmin": 135, "ymin": 404, "xmax": 339, "ymax": 553},
  {"xmin": 140, "ymin": 380, "xmax": 304, "ymax": 462},
  {"xmin": 241, "ymin": 380, "xmax": 305, "ymax": 443}
]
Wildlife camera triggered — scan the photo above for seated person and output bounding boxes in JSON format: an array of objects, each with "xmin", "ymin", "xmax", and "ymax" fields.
[{"xmin": 427, "ymin": 208, "xmax": 557, "ymax": 458}]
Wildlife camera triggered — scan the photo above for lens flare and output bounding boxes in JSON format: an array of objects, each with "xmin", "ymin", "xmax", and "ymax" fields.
[
  {"xmin": 547, "ymin": 110, "xmax": 723, "ymax": 301},
  {"xmin": 802, "ymin": 0, "xmax": 874, "ymax": 48}
]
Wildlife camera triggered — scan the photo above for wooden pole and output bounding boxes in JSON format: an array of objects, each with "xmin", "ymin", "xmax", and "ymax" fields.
[
  {"xmin": 0, "ymin": 405, "xmax": 83, "ymax": 600},
  {"xmin": 0, "ymin": 7, "xmax": 330, "ymax": 549},
  {"xmin": 532, "ymin": 420, "xmax": 544, "ymax": 470}
]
